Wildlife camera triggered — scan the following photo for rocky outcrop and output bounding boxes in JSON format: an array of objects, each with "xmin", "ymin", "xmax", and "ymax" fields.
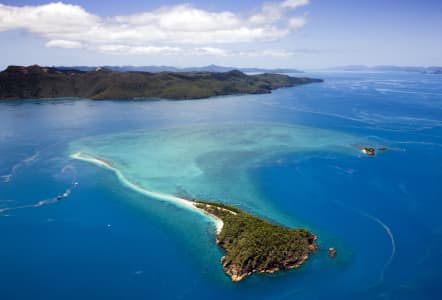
[
  {"xmin": 220, "ymin": 237, "xmax": 317, "ymax": 282},
  {"xmin": 361, "ymin": 146, "xmax": 388, "ymax": 156},
  {"xmin": 328, "ymin": 247, "xmax": 337, "ymax": 258},
  {"xmin": 362, "ymin": 147, "xmax": 376, "ymax": 156}
]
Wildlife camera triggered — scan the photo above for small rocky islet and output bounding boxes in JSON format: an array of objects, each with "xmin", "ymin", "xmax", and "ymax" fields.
[{"xmin": 361, "ymin": 146, "xmax": 388, "ymax": 156}]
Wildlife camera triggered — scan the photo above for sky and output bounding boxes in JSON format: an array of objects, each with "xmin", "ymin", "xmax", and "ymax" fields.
[{"xmin": 0, "ymin": 0, "xmax": 441, "ymax": 69}]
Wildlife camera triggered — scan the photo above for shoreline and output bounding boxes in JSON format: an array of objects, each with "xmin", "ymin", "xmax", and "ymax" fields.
[{"xmin": 70, "ymin": 152, "xmax": 224, "ymax": 234}]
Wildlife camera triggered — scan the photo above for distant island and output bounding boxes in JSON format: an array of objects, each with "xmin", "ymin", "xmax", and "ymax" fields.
[
  {"xmin": 330, "ymin": 65, "xmax": 442, "ymax": 74},
  {"xmin": 0, "ymin": 65, "xmax": 322, "ymax": 100},
  {"xmin": 195, "ymin": 201, "xmax": 318, "ymax": 282},
  {"xmin": 55, "ymin": 64, "xmax": 304, "ymax": 74}
]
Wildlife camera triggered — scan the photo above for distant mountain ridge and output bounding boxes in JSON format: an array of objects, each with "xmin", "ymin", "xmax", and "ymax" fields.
[
  {"xmin": 0, "ymin": 65, "xmax": 321, "ymax": 100},
  {"xmin": 54, "ymin": 64, "xmax": 304, "ymax": 74},
  {"xmin": 330, "ymin": 65, "xmax": 442, "ymax": 74}
]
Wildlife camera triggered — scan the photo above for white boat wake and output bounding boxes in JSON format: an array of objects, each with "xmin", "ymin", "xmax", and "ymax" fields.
[
  {"xmin": 359, "ymin": 211, "xmax": 396, "ymax": 286},
  {"xmin": 333, "ymin": 200, "xmax": 396, "ymax": 287},
  {"xmin": 1, "ymin": 151, "xmax": 40, "ymax": 183},
  {"xmin": 0, "ymin": 182, "xmax": 77, "ymax": 214}
]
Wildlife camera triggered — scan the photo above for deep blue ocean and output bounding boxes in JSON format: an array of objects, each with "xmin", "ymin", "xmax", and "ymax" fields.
[{"xmin": 0, "ymin": 71, "xmax": 441, "ymax": 299}]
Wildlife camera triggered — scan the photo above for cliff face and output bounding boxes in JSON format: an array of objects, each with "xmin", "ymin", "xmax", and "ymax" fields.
[{"xmin": 0, "ymin": 65, "xmax": 323, "ymax": 100}]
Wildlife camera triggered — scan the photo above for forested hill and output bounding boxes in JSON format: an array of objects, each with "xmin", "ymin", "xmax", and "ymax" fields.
[{"xmin": 0, "ymin": 65, "xmax": 322, "ymax": 100}]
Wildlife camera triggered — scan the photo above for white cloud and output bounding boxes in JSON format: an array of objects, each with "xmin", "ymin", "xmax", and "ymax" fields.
[
  {"xmin": 46, "ymin": 39, "xmax": 84, "ymax": 49},
  {"xmin": 288, "ymin": 16, "xmax": 307, "ymax": 29},
  {"xmin": 98, "ymin": 45, "xmax": 183, "ymax": 56},
  {"xmin": 194, "ymin": 47, "xmax": 230, "ymax": 57},
  {"xmin": 248, "ymin": 0, "xmax": 309, "ymax": 25},
  {"xmin": 114, "ymin": 4, "xmax": 241, "ymax": 32},
  {"xmin": 281, "ymin": 0, "xmax": 310, "ymax": 9},
  {"xmin": 96, "ymin": 45, "xmax": 294, "ymax": 58},
  {"xmin": 0, "ymin": 1, "xmax": 309, "ymax": 57},
  {"xmin": 238, "ymin": 49, "xmax": 295, "ymax": 57},
  {"xmin": 0, "ymin": 3, "xmax": 98, "ymax": 34}
]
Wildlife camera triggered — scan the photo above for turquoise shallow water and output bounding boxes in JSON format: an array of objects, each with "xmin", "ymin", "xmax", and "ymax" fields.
[
  {"xmin": 0, "ymin": 72, "xmax": 441, "ymax": 299},
  {"xmin": 68, "ymin": 123, "xmax": 365, "ymax": 227}
]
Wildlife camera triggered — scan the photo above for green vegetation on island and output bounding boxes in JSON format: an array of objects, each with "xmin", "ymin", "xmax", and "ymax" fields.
[
  {"xmin": 0, "ymin": 65, "xmax": 323, "ymax": 100},
  {"xmin": 194, "ymin": 200, "xmax": 318, "ymax": 282}
]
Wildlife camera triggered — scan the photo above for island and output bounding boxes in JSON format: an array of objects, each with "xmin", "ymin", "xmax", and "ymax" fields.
[
  {"xmin": 70, "ymin": 151, "xmax": 319, "ymax": 282},
  {"xmin": 56, "ymin": 64, "xmax": 304, "ymax": 74},
  {"xmin": 0, "ymin": 65, "xmax": 323, "ymax": 100},
  {"xmin": 194, "ymin": 200, "xmax": 318, "ymax": 282}
]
